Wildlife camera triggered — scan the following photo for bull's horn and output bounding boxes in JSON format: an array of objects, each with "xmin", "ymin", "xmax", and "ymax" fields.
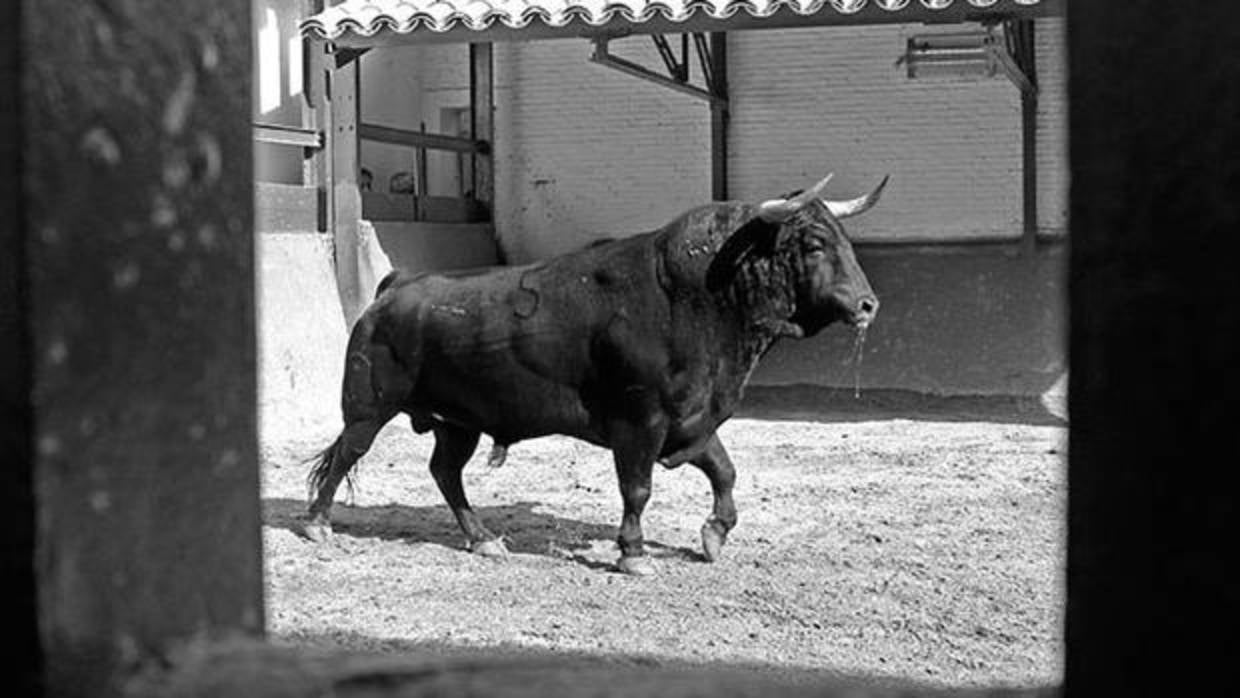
[
  {"xmin": 823, "ymin": 175, "xmax": 889, "ymax": 219},
  {"xmin": 757, "ymin": 173, "xmax": 834, "ymax": 222}
]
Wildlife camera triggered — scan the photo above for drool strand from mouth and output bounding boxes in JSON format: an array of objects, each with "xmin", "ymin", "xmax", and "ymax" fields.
[{"xmin": 850, "ymin": 326, "xmax": 867, "ymax": 399}]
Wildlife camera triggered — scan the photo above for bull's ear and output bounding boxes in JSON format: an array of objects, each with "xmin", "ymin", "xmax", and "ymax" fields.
[{"xmin": 705, "ymin": 217, "xmax": 781, "ymax": 293}]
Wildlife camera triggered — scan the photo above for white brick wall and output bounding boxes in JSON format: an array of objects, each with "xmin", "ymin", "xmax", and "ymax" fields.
[
  {"xmin": 359, "ymin": 18, "xmax": 1067, "ymax": 256},
  {"xmin": 730, "ymin": 19, "xmax": 1066, "ymax": 242},
  {"xmin": 493, "ymin": 39, "xmax": 712, "ymax": 262}
]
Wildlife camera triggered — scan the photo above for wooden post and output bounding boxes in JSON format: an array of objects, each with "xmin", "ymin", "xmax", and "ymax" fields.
[
  {"xmin": 1066, "ymin": 2, "xmax": 1237, "ymax": 694},
  {"xmin": 327, "ymin": 47, "xmax": 365, "ymax": 325},
  {"xmin": 10, "ymin": 1, "xmax": 263, "ymax": 696},
  {"xmin": 470, "ymin": 42, "xmax": 494, "ymax": 220},
  {"xmin": 299, "ymin": 2, "xmax": 322, "ymax": 192},
  {"xmin": 303, "ymin": 21, "xmax": 330, "ymax": 232}
]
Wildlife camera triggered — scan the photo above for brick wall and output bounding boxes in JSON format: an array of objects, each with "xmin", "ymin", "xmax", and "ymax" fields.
[
  {"xmin": 492, "ymin": 39, "xmax": 712, "ymax": 262},
  {"xmin": 484, "ymin": 18, "xmax": 1065, "ymax": 256},
  {"xmin": 729, "ymin": 19, "xmax": 1066, "ymax": 242}
]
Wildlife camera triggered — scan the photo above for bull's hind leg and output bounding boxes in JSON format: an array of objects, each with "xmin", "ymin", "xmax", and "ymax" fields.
[
  {"xmin": 427, "ymin": 423, "xmax": 506, "ymax": 557},
  {"xmin": 690, "ymin": 434, "xmax": 738, "ymax": 562},
  {"xmin": 304, "ymin": 417, "xmax": 389, "ymax": 541}
]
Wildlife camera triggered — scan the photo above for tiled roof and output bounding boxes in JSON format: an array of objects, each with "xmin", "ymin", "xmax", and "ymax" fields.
[{"xmin": 301, "ymin": 0, "xmax": 1048, "ymax": 41}]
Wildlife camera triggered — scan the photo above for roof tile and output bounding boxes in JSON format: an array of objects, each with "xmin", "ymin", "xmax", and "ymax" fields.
[{"xmin": 300, "ymin": 0, "xmax": 1045, "ymax": 40}]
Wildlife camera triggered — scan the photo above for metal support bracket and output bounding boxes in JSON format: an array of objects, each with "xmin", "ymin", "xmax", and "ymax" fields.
[
  {"xmin": 590, "ymin": 35, "xmax": 728, "ymax": 108},
  {"xmin": 986, "ymin": 20, "xmax": 1037, "ymax": 96},
  {"xmin": 326, "ymin": 43, "xmax": 370, "ymax": 69}
]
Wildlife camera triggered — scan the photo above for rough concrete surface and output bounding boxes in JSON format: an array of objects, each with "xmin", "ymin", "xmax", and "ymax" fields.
[{"xmin": 258, "ymin": 233, "xmax": 350, "ymax": 436}]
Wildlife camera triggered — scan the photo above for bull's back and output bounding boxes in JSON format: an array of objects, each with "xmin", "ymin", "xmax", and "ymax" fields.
[{"xmin": 370, "ymin": 235, "xmax": 668, "ymax": 442}]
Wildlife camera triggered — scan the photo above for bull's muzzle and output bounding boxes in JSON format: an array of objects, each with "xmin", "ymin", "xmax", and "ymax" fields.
[{"xmin": 853, "ymin": 295, "xmax": 879, "ymax": 329}]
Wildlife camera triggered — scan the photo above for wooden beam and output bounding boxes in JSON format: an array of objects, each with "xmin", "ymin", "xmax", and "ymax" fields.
[
  {"xmin": 358, "ymin": 122, "xmax": 488, "ymax": 154},
  {"xmin": 305, "ymin": 36, "xmax": 330, "ymax": 216},
  {"xmin": 327, "ymin": 48, "xmax": 365, "ymax": 325},
  {"xmin": 470, "ymin": 42, "xmax": 495, "ymax": 215},
  {"xmin": 299, "ymin": 1, "xmax": 321, "ymax": 191},
  {"xmin": 252, "ymin": 123, "xmax": 323, "ymax": 149}
]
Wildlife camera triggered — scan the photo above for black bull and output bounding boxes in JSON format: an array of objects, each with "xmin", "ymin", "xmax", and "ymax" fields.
[{"xmin": 305, "ymin": 174, "xmax": 886, "ymax": 575}]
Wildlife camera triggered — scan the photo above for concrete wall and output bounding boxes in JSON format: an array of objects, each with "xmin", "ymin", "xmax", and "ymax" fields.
[
  {"xmin": 257, "ymin": 234, "xmax": 348, "ymax": 440},
  {"xmin": 371, "ymin": 222, "xmax": 501, "ymax": 273},
  {"xmin": 754, "ymin": 244, "xmax": 1066, "ymax": 396}
]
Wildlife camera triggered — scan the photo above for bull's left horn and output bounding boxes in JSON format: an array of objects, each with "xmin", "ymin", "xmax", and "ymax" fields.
[
  {"xmin": 757, "ymin": 173, "xmax": 834, "ymax": 222},
  {"xmin": 823, "ymin": 175, "xmax": 890, "ymax": 219}
]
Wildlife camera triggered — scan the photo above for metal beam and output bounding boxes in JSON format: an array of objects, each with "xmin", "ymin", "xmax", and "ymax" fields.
[
  {"xmin": 986, "ymin": 33, "xmax": 1036, "ymax": 95},
  {"xmin": 693, "ymin": 32, "xmax": 716, "ymax": 93},
  {"xmin": 710, "ymin": 32, "xmax": 729, "ymax": 201},
  {"xmin": 590, "ymin": 37, "xmax": 727, "ymax": 107}
]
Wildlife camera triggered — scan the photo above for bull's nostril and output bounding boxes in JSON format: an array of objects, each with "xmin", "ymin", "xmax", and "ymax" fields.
[{"xmin": 859, "ymin": 297, "xmax": 879, "ymax": 316}]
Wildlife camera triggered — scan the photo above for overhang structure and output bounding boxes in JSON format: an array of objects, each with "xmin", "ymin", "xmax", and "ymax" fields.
[{"xmin": 301, "ymin": 0, "xmax": 1061, "ymax": 46}]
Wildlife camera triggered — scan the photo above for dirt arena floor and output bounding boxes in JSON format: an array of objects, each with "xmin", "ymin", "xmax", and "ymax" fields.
[{"xmin": 260, "ymin": 387, "xmax": 1066, "ymax": 691}]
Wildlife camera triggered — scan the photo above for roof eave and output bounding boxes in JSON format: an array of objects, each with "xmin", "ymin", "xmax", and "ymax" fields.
[{"xmin": 305, "ymin": 0, "xmax": 1066, "ymax": 49}]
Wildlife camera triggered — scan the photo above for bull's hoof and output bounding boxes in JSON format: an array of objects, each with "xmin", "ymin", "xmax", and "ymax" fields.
[
  {"xmin": 302, "ymin": 520, "xmax": 333, "ymax": 543},
  {"xmin": 471, "ymin": 538, "xmax": 509, "ymax": 558},
  {"xmin": 701, "ymin": 520, "xmax": 729, "ymax": 562},
  {"xmin": 615, "ymin": 555, "xmax": 657, "ymax": 577}
]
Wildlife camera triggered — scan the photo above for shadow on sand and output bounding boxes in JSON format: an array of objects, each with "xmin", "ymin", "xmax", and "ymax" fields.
[
  {"xmin": 263, "ymin": 497, "xmax": 703, "ymax": 570},
  {"xmin": 259, "ymin": 630, "xmax": 1058, "ymax": 697}
]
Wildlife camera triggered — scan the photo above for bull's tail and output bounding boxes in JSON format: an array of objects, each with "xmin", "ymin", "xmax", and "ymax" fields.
[
  {"xmin": 306, "ymin": 306, "xmax": 414, "ymax": 508},
  {"xmin": 306, "ymin": 435, "xmax": 352, "ymax": 502}
]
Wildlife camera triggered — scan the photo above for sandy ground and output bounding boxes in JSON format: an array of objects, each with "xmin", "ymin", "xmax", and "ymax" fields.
[{"xmin": 260, "ymin": 389, "xmax": 1066, "ymax": 691}]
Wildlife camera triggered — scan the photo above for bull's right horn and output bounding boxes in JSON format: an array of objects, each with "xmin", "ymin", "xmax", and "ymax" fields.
[
  {"xmin": 822, "ymin": 175, "xmax": 889, "ymax": 219},
  {"xmin": 757, "ymin": 173, "xmax": 834, "ymax": 222}
]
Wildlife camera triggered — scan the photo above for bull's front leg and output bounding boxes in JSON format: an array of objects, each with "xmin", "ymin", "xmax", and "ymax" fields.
[
  {"xmin": 609, "ymin": 419, "xmax": 667, "ymax": 577},
  {"xmin": 689, "ymin": 433, "xmax": 738, "ymax": 562}
]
